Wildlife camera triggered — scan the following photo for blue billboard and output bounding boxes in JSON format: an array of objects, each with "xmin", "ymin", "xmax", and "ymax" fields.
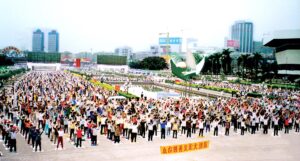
[{"xmin": 159, "ymin": 37, "xmax": 182, "ymax": 45}]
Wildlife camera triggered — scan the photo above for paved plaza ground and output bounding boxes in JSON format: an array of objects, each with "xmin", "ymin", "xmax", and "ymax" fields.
[{"xmin": 1, "ymin": 128, "xmax": 299, "ymax": 161}]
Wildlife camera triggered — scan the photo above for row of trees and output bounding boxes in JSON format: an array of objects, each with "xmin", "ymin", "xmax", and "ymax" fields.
[
  {"xmin": 196, "ymin": 49, "xmax": 277, "ymax": 81},
  {"xmin": 129, "ymin": 56, "xmax": 168, "ymax": 70}
]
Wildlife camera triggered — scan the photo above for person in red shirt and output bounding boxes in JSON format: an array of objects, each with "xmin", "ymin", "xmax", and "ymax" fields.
[
  {"xmin": 76, "ymin": 127, "xmax": 83, "ymax": 148},
  {"xmin": 284, "ymin": 118, "xmax": 290, "ymax": 134}
]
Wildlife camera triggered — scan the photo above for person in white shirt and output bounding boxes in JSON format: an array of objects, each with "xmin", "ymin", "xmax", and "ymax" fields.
[
  {"xmin": 147, "ymin": 120, "xmax": 154, "ymax": 141},
  {"xmin": 131, "ymin": 123, "xmax": 138, "ymax": 142},
  {"xmin": 241, "ymin": 119, "xmax": 246, "ymax": 135},
  {"xmin": 212, "ymin": 119, "xmax": 219, "ymax": 136},
  {"xmin": 181, "ymin": 119, "xmax": 186, "ymax": 135},
  {"xmin": 91, "ymin": 125, "xmax": 98, "ymax": 146},
  {"xmin": 198, "ymin": 119, "xmax": 205, "ymax": 137},
  {"xmin": 57, "ymin": 128, "xmax": 64, "ymax": 149},
  {"xmin": 100, "ymin": 116, "xmax": 106, "ymax": 135},
  {"xmin": 263, "ymin": 116, "xmax": 269, "ymax": 134},
  {"xmin": 166, "ymin": 120, "xmax": 172, "ymax": 136},
  {"xmin": 273, "ymin": 116, "xmax": 279, "ymax": 136}
]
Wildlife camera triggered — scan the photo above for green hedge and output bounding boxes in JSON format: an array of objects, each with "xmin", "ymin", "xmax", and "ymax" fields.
[
  {"xmin": 0, "ymin": 68, "xmax": 26, "ymax": 80},
  {"xmin": 118, "ymin": 91, "xmax": 138, "ymax": 99},
  {"xmin": 69, "ymin": 70, "xmax": 92, "ymax": 80},
  {"xmin": 92, "ymin": 81, "xmax": 114, "ymax": 91},
  {"xmin": 247, "ymin": 92, "xmax": 263, "ymax": 98},
  {"xmin": 267, "ymin": 84, "xmax": 298, "ymax": 89},
  {"xmin": 165, "ymin": 80, "xmax": 175, "ymax": 84}
]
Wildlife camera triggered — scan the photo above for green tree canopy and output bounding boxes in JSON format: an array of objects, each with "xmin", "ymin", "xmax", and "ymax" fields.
[{"xmin": 129, "ymin": 56, "xmax": 168, "ymax": 70}]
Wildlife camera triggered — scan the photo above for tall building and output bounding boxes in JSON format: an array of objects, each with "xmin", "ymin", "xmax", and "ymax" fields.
[
  {"xmin": 48, "ymin": 30, "xmax": 59, "ymax": 52},
  {"xmin": 231, "ymin": 21, "xmax": 253, "ymax": 53},
  {"xmin": 32, "ymin": 29, "xmax": 44, "ymax": 52}
]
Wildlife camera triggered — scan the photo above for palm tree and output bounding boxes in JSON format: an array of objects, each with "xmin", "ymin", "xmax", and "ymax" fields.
[
  {"xmin": 238, "ymin": 54, "xmax": 251, "ymax": 79},
  {"xmin": 237, "ymin": 56, "xmax": 242, "ymax": 75},
  {"xmin": 221, "ymin": 48, "xmax": 233, "ymax": 75},
  {"xmin": 252, "ymin": 52, "xmax": 263, "ymax": 80},
  {"xmin": 211, "ymin": 52, "xmax": 222, "ymax": 75}
]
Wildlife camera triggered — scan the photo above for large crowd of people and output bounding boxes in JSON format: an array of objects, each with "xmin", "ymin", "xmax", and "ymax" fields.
[{"xmin": 0, "ymin": 71, "xmax": 299, "ymax": 156}]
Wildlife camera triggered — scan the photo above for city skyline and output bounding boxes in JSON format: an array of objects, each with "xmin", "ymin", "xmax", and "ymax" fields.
[{"xmin": 0, "ymin": 0, "xmax": 299, "ymax": 53}]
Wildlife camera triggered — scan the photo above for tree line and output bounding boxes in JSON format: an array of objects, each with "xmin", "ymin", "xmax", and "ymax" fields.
[{"xmin": 195, "ymin": 49, "xmax": 277, "ymax": 82}]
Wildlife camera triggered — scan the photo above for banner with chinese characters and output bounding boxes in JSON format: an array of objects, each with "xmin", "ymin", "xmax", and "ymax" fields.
[{"xmin": 160, "ymin": 140, "xmax": 210, "ymax": 154}]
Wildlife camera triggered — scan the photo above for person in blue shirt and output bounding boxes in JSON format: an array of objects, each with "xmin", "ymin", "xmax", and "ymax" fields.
[{"xmin": 160, "ymin": 119, "xmax": 167, "ymax": 139}]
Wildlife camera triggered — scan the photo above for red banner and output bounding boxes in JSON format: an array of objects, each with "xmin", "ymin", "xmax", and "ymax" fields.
[
  {"xmin": 75, "ymin": 58, "xmax": 81, "ymax": 68},
  {"xmin": 227, "ymin": 40, "xmax": 239, "ymax": 48}
]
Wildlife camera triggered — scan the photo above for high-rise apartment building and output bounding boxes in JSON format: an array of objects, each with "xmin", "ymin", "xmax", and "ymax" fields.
[
  {"xmin": 231, "ymin": 21, "xmax": 253, "ymax": 53},
  {"xmin": 48, "ymin": 30, "xmax": 59, "ymax": 52},
  {"xmin": 32, "ymin": 29, "xmax": 44, "ymax": 52}
]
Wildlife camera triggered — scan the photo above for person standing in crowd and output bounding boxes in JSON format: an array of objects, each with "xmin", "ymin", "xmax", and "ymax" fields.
[
  {"xmin": 123, "ymin": 120, "xmax": 128, "ymax": 138},
  {"xmin": 131, "ymin": 122, "xmax": 138, "ymax": 143},
  {"xmin": 232, "ymin": 114, "xmax": 238, "ymax": 133},
  {"xmin": 100, "ymin": 116, "xmax": 106, "ymax": 135},
  {"xmin": 166, "ymin": 119, "xmax": 171, "ymax": 136},
  {"xmin": 127, "ymin": 121, "xmax": 132, "ymax": 140},
  {"xmin": 63, "ymin": 118, "xmax": 69, "ymax": 134},
  {"xmin": 263, "ymin": 116, "xmax": 269, "ymax": 134},
  {"xmin": 213, "ymin": 119, "xmax": 219, "ymax": 136},
  {"xmin": 273, "ymin": 116, "xmax": 279, "ymax": 136},
  {"xmin": 28, "ymin": 125, "xmax": 36, "ymax": 148},
  {"xmin": 140, "ymin": 118, "xmax": 146, "ymax": 138},
  {"xmin": 110, "ymin": 122, "xmax": 115, "ymax": 141},
  {"xmin": 76, "ymin": 127, "xmax": 83, "ymax": 148},
  {"xmin": 284, "ymin": 117, "xmax": 290, "ymax": 134},
  {"xmin": 160, "ymin": 119, "xmax": 166, "ymax": 139},
  {"xmin": 251, "ymin": 118, "xmax": 256, "ymax": 134},
  {"xmin": 47, "ymin": 120, "xmax": 52, "ymax": 139},
  {"xmin": 241, "ymin": 119, "xmax": 246, "ymax": 135},
  {"xmin": 34, "ymin": 128, "xmax": 43, "ymax": 152},
  {"xmin": 172, "ymin": 120, "xmax": 178, "ymax": 139},
  {"xmin": 205, "ymin": 118, "xmax": 211, "ymax": 133},
  {"xmin": 147, "ymin": 120, "xmax": 154, "ymax": 141},
  {"xmin": 69, "ymin": 120, "xmax": 75, "ymax": 141},
  {"xmin": 181, "ymin": 118, "xmax": 186, "ymax": 135},
  {"xmin": 91, "ymin": 124, "xmax": 98, "ymax": 146},
  {"xmin": 51, "ymin": 124, "xmax": 58, "ymax": 144},
  {"xmin": 198, "ymin": 119, "xmax": 204, "ymax": 137},
  {"xmin": 192, "ymin": 117, "xmax": 197, "ymax": 134},
  {"xmin": 107, "ymin": 120, "xmax": 112, "ymax": 140},
  {"xmin": 114, "ymin": 124, "xmax": 120, "ymax": 144},
  {"xmin": 9, "ymin": 128, "xmax": 17, "ymax": 153},
  {"xmin": 24, "ymin": 119, "xmax": 31, "ymax": 140},
  {"xmin": 225, "ymin": 121, "xmax": 230, "ymax": 136},
  {"xmin": 57, "ymin": 127, "xmax": 64, "ymax": 150},
  {"xmin": 186, "ymin": 118, "xmax": 192, "ymax": 138}
]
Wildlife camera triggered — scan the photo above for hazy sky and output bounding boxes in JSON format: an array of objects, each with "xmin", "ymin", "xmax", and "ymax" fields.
[{"xmin": 0, "ymin": 0, "xmax": 299, "ymax": 53}]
